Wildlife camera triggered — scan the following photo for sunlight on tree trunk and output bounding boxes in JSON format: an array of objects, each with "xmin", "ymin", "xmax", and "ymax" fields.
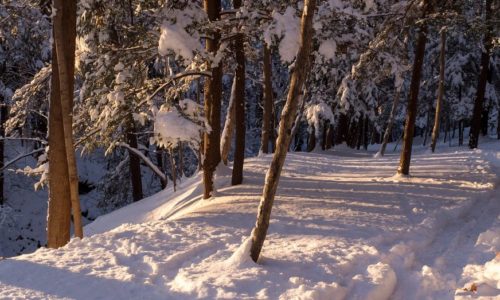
[{"xmin": 250, "ymin": 0, "xmax": 317, "ymax": 263}]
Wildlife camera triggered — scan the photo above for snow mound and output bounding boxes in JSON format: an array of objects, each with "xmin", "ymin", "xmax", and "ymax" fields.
[{"xmin": 1, "ymin": 141, "xmax": 499, "ymax": 299}]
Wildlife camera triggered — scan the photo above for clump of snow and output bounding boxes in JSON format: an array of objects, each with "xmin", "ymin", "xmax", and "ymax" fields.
[
  {"xmin": 158, "ymin": 23, "xmax": 200, "ymax": 60},
  {"xmin": 318, "ymin": 39, "xmax": 337, "ymax": 60},
  {"xmin": 153, "ymin": 109, "xmax": 202, "ymax": 148},
  {"xmin": 225, "ymin": 236, "xmax": 253, "ymax": 268},
  {"xmin": 264, "ymin": 7, "xmax": 300, "ymax": 63}
]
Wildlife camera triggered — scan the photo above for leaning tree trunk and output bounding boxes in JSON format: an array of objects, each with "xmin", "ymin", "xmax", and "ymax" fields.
[
  {"xmin": 260, "ymin": 45, "xmax": 274, "ymax": 154},
  {"xmin": 378, "ymin": 90, "xmax": 400, "ymax": 156},
  {"xmin": 398, "ymin": 0, "xmax": 432, "ymax": 175},
  {"xmin": 250, "ymin": 0, "xmax": 316, "ymax": 263},
  {"xmin": 220, "ymin": 78, "xmax": 236, "ymax": 165},
  {"xmin": 431, "ymin": 29, "xmax": 446, "ymax": 152},
  {"xmin": 232, "ymin": 0, "xmax": 246, "ymax": 186},
  {"xmin": 202, "ymin": 0, "xmax": 222, "ymax": 199},
  {"xmin": 469, "ymin": 0, "xmax": 492, "ymax": 149}
]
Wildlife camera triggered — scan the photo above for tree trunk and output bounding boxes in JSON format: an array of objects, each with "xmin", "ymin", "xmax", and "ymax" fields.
[
  {"xmin": 378, "ymin": 91, "xmax": 400, "ymax": 156},
  {"xmin": 398, "ymin": 0, "xmax": 432, "ymax": 175},
  {"xmin": 178, "ymin": 142, "xmax": 184, "ymax": 179},
  {"xmin": 47, "ymin": 43, "xmax": 71, "ymax": 248},
  {"xmin": 469, "ymin": 0, "xmax": 492, "ymax": 149},
  {"xmin": 169, "ymin": 148, "xmax": 177, "ymax": 192},
  {"xmin": 260, "ymin": 45, "xmax": 273, "ymax": 154},
  {"xmin": 250, "ymin": 0, "xmax": 316, "ymax": 263},
  {"xmin": 232, "ymin": 3, "xmax": 246, "ymax": 186},
  {"xmin": 221, "ymin": 78, "xmax": 236, "ymax": 165},
  {"xmin": 497, "ymin": 106, "xmax": 500, "ymax": 140},
  {"xmin": 127, "ymin": 122, "xmax": 143, "ymax": 202},
  {"xmin": 0, "ymin": 102, "xmax": 6, "ymax": 205},
  {"xmin": 156, "ymin": 147, "xmax": 167, "ymax": 189},
  {"xmin": 203, "ymin": 0, "xmax": 222, "ymax": 199},
  {"xmin": 48, "ymin": 0, "xmax": 83, "ymax": 246},
  {"xmin": 325, "ymin": 123, "xmax": 334, "ymax": 150},
  {"xmin": 289, "ymin": 94, "xmax": 306, "ymax": 151},
  {"xmin": 307, "ymin": 126, "xmax": 316, "ymax": 152},
  {"xmin": 335, "ymin": 114, "xmax": 348, "ymax": 145},
  {"xmin": 363, "ymin": 117, "xmax": 369, "ymax": 150}
]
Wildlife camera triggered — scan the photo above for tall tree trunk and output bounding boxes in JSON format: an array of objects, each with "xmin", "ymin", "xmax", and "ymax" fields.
[
  {"xmin": 469, "ymin": 0, "xmax": 492, "ymax": 149},
  {"xmin": 397, "ymin": 0, "xmax": 432, "ymax": 175},
  {"xmin": 47, "ymin": 43, "xmax": 72, "ymax": 248},
  {"xmin": 221, "ymin": 78, "xmax": 236, "ymax": 165},
  {"xmin": 250, "ymin": 0, "xmax": 316, "ymax": 263},
  {"xmin": 260, "ymin": 45, "xmax": 273, "ymax": 154},
  {"xmin": 378, "ymin": 91, "xmax": 400, "ymax": 156},
  {"xmin": 48, "ymin": 0, "xmax": 83, "ymax": 245},
  {"xmin": 203, "ymin": 0, "xmax": 222, "ymax": 199},
  {"xmin": 0, "ymin": 102, "xmax": 6, "ymax": 205},
  {"xmin": 127, "ymin": 122, "xmax": 143, "ymax": 202},
  {"xmin": 232, "ymin": 2, "xmax": 246, "ymax": 186}
]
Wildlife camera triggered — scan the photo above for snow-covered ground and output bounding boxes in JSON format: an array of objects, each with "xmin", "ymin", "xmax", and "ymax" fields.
[{"xmin": 0, "ymin": 139, "xmax": 499, "ymax": 299}]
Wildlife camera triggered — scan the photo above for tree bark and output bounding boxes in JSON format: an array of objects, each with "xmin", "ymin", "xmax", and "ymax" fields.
[
  {"xmin": 397, "ymin": 0, "xmax": 432, "ymax": 175},
  {"xmin": 378, "ymin": 91, "xmax": 400, "ymax": 156},
  {"xmin": 127, "ymin": 123, "xmax": 143, "ymax": 202},
  {"xmin": 156, "ymin": 147, "xmax": 167, "ymax": 189},
  {"xmin": 48, "ymin": 0, "xmax": 83, "ymax": 244},
  {"xmin": 0, "ymin": 102, "xmax": 6, "ymax": 205},
  {"xmin": 431, "ymin": 31, "xmax": 445, "ymax": 154},
  {"xmin": 47, "ymin": 43, "xmax": 71, "ymax": 248},
  {"xmin": 203, "ymin": 0, "xmax": 222, "ymax": 199},
  {"xmin": 469, "ymin": 0, "xmax": 492, "ymax": 149},
  {"xmin": 261, "ymin": 45, "xmax": 273, "ymax": 154},
  {"xmin": 220, "ymin": 78, "xmax": 236, "ymax": 165},
  {"xmin": 250, "ymin": 0, "xmax": 316, "ymax": 263},
  {"xmin": 232, "ymin": 1, "xmax": 246, "ymax": 186},
  {"xmin": 307, "ymin": 126, "xmax": 316, "ymax": 152}
]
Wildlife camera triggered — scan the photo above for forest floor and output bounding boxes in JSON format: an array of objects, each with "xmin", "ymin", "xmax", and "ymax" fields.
[{"xmin": 0, "ymin": 139, "xmax": 499, "ymax": 299}]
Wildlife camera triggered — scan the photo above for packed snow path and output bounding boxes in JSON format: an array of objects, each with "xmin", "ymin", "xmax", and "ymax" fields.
[{"xmin": 0, "ymin": 143, "xmax": 499, "ymax": 299}]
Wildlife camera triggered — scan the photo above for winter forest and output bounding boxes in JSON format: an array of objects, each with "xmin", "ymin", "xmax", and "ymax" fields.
[{"xmin": 0, "ymin": 0, "xmax": 499, "ymax": 298}]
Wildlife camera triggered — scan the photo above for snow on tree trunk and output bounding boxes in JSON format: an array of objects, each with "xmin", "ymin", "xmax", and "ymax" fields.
[
  {"xmin": 260, "ymin": 45, "xmax": 273, "ymax": 154},
  {"xmin": 397, "ymin": 0, "xmax": 432, "ymax": 176},
  {"xmin": 232, "ymin": 3, "xmax": 246, "ymax": 186},
  {"xmin": 220, "ymin": 78, "xmax": 236, "ymax": 165},
  {"xmin": 250, "ymin": 0, "xmax": 317, "ymax": 263},
  {"xmin": 469, "ymin": 0, "xmax": 493, "ymax": 149},
  {"xmin": 202, "ymin": 0, "xmax": 222, "ymax": 199},
  {"xmin": 431, "ymin": 29, "xmax": 446, "ymax": 153}
]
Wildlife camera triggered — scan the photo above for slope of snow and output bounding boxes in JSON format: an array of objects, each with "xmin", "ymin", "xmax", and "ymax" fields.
[{"xmin": 0, "ymin": 140, "xmax": 499, "ymax": 299}]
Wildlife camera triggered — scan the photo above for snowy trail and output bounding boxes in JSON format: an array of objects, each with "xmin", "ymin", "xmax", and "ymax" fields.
[{"xmin": 0, "ymin": 141, "xmax": 498, "ymax": 299}]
